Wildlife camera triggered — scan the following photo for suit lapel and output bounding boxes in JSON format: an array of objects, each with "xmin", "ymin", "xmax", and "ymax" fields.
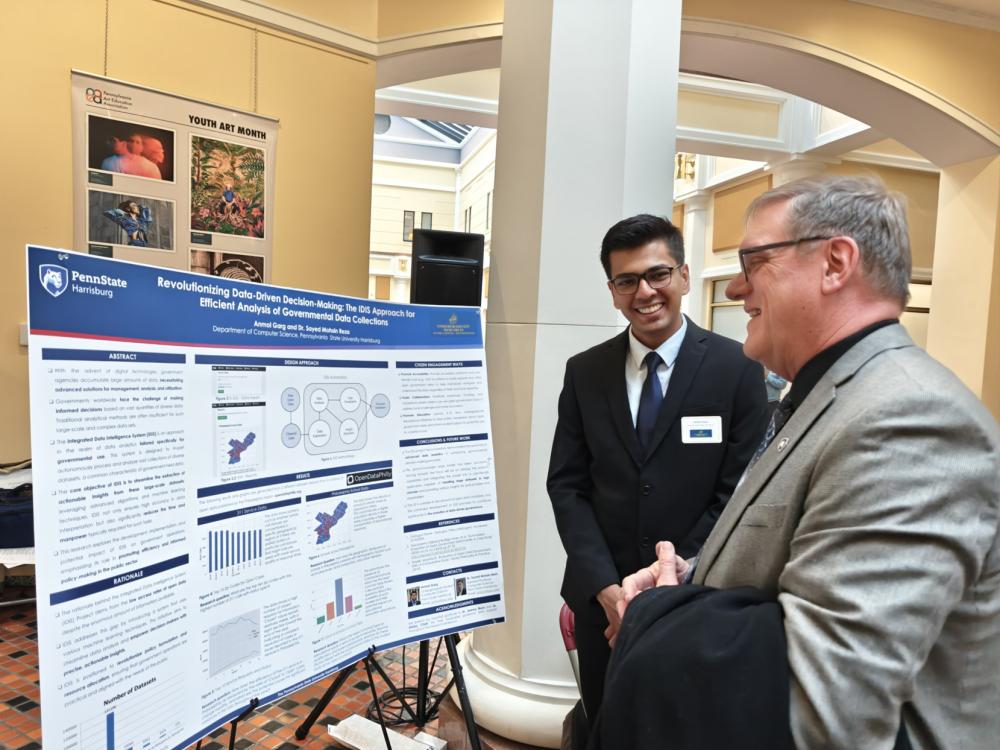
[
  {"xmin": 643, "ymin": 319, "xmax": 708, "ymax": 461},
  {"xmin": 693, "ymin": 323, "xmax": 916, "ymax": 583},
  {"xmin": 693, "ymin": 383, "xmax": 835, "ymax": 582},
  {"xmin": 601, "ymin": 330, "xmax": 643, "ymax": 467}
]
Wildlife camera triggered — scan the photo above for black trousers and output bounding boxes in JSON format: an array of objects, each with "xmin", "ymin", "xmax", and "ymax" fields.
[{"xmin": 574, "ymin": 617, "xmax": 613, "ymax": 728}]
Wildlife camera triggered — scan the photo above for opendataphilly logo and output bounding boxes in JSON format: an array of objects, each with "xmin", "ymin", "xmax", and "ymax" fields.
[{"xmin": 39, "ymin": 264, "xmax": 69, "ymax": 298}]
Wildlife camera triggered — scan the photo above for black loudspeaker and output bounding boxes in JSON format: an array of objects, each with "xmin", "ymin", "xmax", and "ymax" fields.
[{"xmin": 410, "ymin": 229, "xmax": 485, "ymax": 306}]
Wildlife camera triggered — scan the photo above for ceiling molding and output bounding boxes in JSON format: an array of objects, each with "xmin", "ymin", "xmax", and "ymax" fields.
[
  {"xmin": 807, "ymin": 120, "xmax": 885, "ymax": 156},
  {"xmin": 377, "ymin": 23, "xmax": 504, "ymax": 56},
  {"xmin": 848, "ymin": 0, "xmax": 1000, "ymax": 32},
  {"xmin": 187, "ymin": 1, "xmax": 503, "ymax": 62},
  {"xmin": 186, "ymin": 0, "xmax": 378, "ymax": 55},
  {"xmin": 681, "ymin": 18, "xmax": 1000, "ymax": 166},
  {"xmin": 678, "ymin": 72, "xmax": 791, "ymax": 105},
  {"xmin": 376, "ymin": 87, "xmax": 498, "ymax": 127},
  {"xmin": 841, "ymin": 151, "xmax": 939, "ymax": 172},
  {"xmin": 375, "ymin": 99, "xmax": 497, "ymax": 129}
]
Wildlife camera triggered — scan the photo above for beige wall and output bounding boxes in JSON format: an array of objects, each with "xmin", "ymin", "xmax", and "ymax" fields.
[
  {"xmin": 712, "ymin": 175, "xmax": 772, "ymax": 251},
  {"xmin": 265, "ymin": 0, "xmax": 378, "ymax": 38},
  {"xmin": 377, "ymin": 0, "xmax": 503, "ymax": 39},
  {"xmin": 0, "ymin": 0, "xmax": 377, "ymax": 459},
  {"xmin": 371, "ymin": 162, "xmax": 458, "ymax": 254},
  {"xmin": 678, "ymin": 90, "xmax": 781, "ymax": 138},
  {"xmin": 458, "ymin": 134, "xmax": 497, "ymax": 243},
  {"xmin": 829, "ymin": 162, "xmax": 939, "ymax": 270},
  {"xmin": 684, "ymin": 0, "xmax": 1000, "ymax": 133}
]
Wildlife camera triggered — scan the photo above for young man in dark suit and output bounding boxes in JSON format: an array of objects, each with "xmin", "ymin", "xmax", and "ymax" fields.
[{"xmin": 547, "ymin": 214, "xmax": 767, "ymax": 723}]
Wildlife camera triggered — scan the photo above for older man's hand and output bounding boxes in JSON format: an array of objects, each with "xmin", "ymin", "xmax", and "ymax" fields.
[{"xmin": 615, "ymin": 541, "xmax": 690, "ymax": 623}]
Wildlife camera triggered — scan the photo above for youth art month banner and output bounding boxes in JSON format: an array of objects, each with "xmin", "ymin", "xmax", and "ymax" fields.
[
  {"xmin": 72, "ymin": 71, "xmax": 276, "ymax": 283},
  {"xmin": 27, "ymin": 246, "xmax": 505, "ymax": 750}
]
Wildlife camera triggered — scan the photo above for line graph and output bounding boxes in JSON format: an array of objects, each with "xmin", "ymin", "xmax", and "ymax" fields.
[{"xmin": 208, "ymin": 609, "xmax": 261, "ymax": 676}]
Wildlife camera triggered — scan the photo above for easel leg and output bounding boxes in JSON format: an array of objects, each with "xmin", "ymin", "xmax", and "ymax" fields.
[
  {"xmin": 444, "ymin": 634, "xmax": 482, "ymax": 750},
  {"xmin": 228, "ymin": 698, "xmax": 259, "ymax": 750},
  {"xmin": 294, "ymin": 662, "xmax": 358, "ymax": 740},
  {"xmin": 416, "ymin": 639, "xmax": 430, "ymax": 725},
  {"xmin": 364, "ymin": 649, "xmax": 394, "ymax": 750}
]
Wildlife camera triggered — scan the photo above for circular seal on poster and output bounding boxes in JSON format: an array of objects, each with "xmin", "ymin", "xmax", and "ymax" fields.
[{"xmin": 213, "ymin": 258, "xmax": 262, "ymax": 283}]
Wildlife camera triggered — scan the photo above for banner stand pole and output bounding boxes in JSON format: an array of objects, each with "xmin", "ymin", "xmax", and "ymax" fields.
[
  {"xmin": 363, "ymin": 647, "xmax": 395, "ymax": 750},
  {"xmin": 443, "ymin": 633, "xmax": 483, "ymax": 750},
  {"xmin": 195, "ymin": 697, "xmax": 259, "ymax": 750},
  {"xmin": 294, "ymin": 661, "xmax": 359, "ymax": 740}
]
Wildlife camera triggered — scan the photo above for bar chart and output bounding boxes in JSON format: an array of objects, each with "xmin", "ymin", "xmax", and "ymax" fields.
[
  {"xmin": 75, "ymin": 673, "xmax": 185, "ymax": 750},
  {"xmin": 206, "ymin": 527, "xmax": 264, "ymax": 575},
  {"xmin": 315, "ymin": 577, "xmax": 360, "ymax": 625}
]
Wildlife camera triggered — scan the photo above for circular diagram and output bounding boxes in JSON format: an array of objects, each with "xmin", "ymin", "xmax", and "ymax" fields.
[
  {"xmin": 339, "ymin": 419, "xmax": 360, "ymax": 443},
  {"xmin": 281, "ymin": 422, "xmax": 302, "ymax": 448},
  {"xmin": 308, "ymin": 419, "xmax": 332, "ymax": 447},
  {"xmin": 281, "ymin": 387, "xmax": 301, "ymax": 412}
]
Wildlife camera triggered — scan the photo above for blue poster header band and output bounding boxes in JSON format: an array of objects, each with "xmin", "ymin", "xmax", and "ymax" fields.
[
  {"xmin": 395, "ymin": 361, "xmax": 482, "ymax": 368},
  {"xmin": 406, "ymin": 560, "xmax": 499, "ymax": 584},
  {"xmin": 28, "ymin": 246, "xmax": 483, "ymax": 349},
  {"xmin": 197, "ymin": 459, "xmax": 392, "ymax": 498},
  {"xmin": 196, "ymin": 497, "xmax": 300, "ymax": 525},
  {"xmin": 408, "ymin": 593, "xmax": 502, "ymax": 619},
  {"xmin": 196, "ymin": 355, "xmax": 387, "ymax": 368},
  {"xmin": 50, "ymin": 555, "xmax": 189, "ymax": 605},
  {"xmin": 403, "ymin": 513, "xmax": 495, "ymax": 533},
  {"xmin": 42, "ymin": 348, "xmax": 185, "ymax": 364},
  {"xmin": 399, "ymin": 433, "xmax": 488, "ymax": 447}
]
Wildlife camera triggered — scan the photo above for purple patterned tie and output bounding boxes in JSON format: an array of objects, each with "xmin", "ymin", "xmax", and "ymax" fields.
[{"xmin": 746, "ymin": 397, "xmax": 794, "ymax": 473}]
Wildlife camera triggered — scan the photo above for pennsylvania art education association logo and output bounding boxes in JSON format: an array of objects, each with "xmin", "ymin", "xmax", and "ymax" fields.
[{"xmin": 39, "ymin": 264, "xmax": 69, "ymax": 298}]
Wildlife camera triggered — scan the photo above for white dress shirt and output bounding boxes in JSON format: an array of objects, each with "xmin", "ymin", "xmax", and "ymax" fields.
[{"xmin": 625, "ymin": 316, "xmax": 688, "ymax": 426}]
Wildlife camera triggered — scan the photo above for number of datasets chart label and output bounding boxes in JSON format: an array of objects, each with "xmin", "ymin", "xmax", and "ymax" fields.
[
  {"xmin": 70, "ymin": 672, "xmax": 186, "ymax": 750},
  {"xmin": 279, "ymin": 384, "xmax": 390, "ymax": 455},
  {"xmin": 208, "ymin": 610, "xmax": 261, "ymax": 676}
]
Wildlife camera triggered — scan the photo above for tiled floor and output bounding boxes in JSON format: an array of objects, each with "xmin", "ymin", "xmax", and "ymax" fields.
[{"xmin": 0, "ymin": 584, "xmax": 453, "ymax": 750}]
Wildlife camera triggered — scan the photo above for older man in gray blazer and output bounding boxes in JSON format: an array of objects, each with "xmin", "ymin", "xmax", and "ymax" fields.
[{"xmin": 619, "ymin": 174, "xmax": 1000, "ymax": 749}]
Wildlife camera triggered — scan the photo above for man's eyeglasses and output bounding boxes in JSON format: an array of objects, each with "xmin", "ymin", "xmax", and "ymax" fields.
[
  {"xmin": 608, "ymin": 265, "xmax": 681, "ymax": 295},
  {"xmin": 737, "ymin": 236, "xmax": 831, "ymax": 281}
]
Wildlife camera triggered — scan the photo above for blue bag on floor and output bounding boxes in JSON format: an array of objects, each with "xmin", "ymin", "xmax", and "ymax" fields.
[{"xmin": 0, "ymin": 484, "xmax": 33, "ymax": 548}]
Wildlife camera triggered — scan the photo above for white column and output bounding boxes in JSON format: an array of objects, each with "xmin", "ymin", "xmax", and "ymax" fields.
[
  {"xmin": 457, "ymin": 1, "xmax": 682, "ymax": 746},
  {"xmin": 680, "ymin": 190, "xmax": 711, "ymax": 326}
]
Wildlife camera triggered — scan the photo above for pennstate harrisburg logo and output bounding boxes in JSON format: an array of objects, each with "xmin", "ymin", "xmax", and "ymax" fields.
[
  {"xmin": 39, "ymin": 265, "xmax": 69, "ymax": 298},
  {"xmin": 449, "ymin": 313, "xmax": 458, "ymax": 324}
]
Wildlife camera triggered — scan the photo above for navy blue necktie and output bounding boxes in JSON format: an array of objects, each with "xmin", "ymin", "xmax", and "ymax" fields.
[{"xmin": 636, "ymin": 351, "xmax": 664, "ymax": 450}]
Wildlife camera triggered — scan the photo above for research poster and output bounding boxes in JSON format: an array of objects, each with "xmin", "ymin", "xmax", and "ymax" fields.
[
  {"xmin": 72, "ymin": 72, "xmax": 276, "ymax": 281},
  {"xmin": 27, "ymin": 246, "xmax": 505, "ymax": 750}
]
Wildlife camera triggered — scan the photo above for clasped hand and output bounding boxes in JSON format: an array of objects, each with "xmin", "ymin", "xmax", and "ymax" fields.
[{"xmin": 605, "ymin": 541, "xmax": 690, "ymax": 646}]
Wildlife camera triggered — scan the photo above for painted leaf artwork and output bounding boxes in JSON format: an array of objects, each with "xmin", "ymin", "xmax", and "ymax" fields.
[{"xmin": 191, "ymin": 136, "xmax": 266, "ymax": 238}]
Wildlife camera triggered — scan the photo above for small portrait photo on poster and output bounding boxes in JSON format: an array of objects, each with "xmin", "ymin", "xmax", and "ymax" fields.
[
  {"xmin": 88, "ymin": 115, "xmax": 175, "ymax": 182},
  {"xmin": 455, "ymin": 578, "xmax": 467, "ymax": 597},
  {"xmin": 88, "ymin": 190, "xmax": 174, "ymax": 251},
  {"xmin": 191, "ymin": 136, "xmax": 266, "ymax": 239},
  {"xmin": 407, "ymin": 587, "xmax": 421, "ymax": 607},
  {"xmin": 190, "ymin": 250, "xmax": 265, "ymax": 283}
]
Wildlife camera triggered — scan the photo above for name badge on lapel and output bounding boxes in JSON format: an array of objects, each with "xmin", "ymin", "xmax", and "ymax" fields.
[{"xmin": 681, "ymin": 416, "xmax": 722, "ymax": 444}]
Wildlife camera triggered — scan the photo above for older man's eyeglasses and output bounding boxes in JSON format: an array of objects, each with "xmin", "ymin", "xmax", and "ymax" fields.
[
  {"xmin": 609, "ymin": 265, "xmax": 681, "ymax": 295},
  {"xmin": 737, "ymin": 236, "xmax": 832, "ymax": 281}
]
